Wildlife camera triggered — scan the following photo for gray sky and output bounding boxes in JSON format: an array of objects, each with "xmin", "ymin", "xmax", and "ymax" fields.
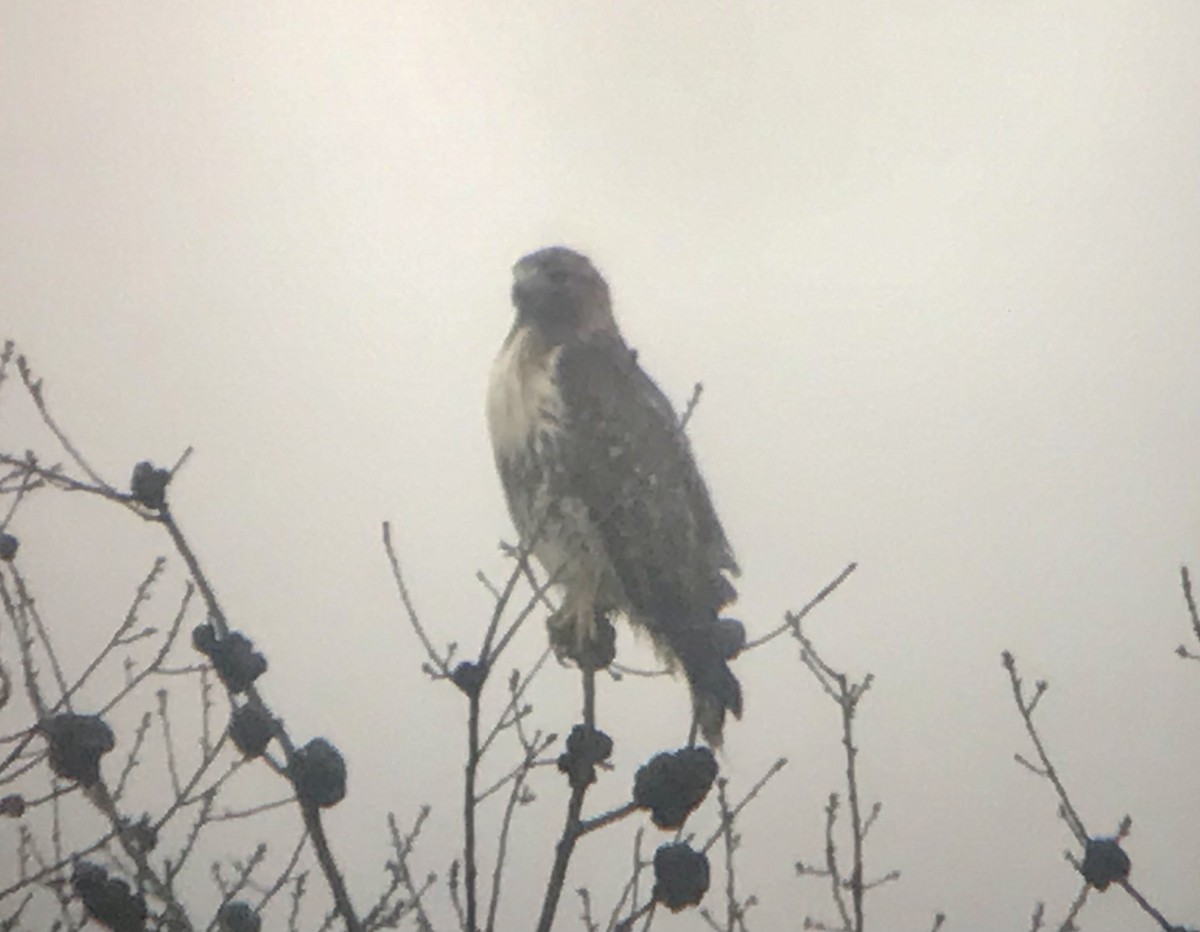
[{"xmin": 3, "ymin": 2, "xmax": 1199, "ymax": 929}]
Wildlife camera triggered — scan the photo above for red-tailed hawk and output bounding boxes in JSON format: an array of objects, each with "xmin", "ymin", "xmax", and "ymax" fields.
[{"xmin": 486, "ymin": 246, "xmax": 742, "ymax": 745}]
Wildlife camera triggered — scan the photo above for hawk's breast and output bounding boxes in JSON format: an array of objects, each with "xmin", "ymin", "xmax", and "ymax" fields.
[
  {"xmin": 486, "ymin": 324, "xmax": 615, "ymax": 601},
  {"xmin": 486, "ymin": 324, "xmax": 563, "ymax": 461}
]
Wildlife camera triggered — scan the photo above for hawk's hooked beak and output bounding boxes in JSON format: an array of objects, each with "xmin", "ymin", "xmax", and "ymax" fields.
[
  {"xmin": 511, "ymin": 259, "xmax": 547, "ymax": 312},
  {"xmin": 512, "ymin": 258, "xmax": 540, "ymax": 289}
]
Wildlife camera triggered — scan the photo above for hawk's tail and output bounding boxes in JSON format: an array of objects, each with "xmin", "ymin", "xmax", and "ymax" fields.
[{"xmin": 681, "ymin": 649, "xmax": 743, "ymax": 748}]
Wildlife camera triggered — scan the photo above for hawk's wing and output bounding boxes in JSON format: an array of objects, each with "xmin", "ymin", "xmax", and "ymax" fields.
[{"xmin": 555, "ymin": 334, "xmax": 738, "ymax": 629}]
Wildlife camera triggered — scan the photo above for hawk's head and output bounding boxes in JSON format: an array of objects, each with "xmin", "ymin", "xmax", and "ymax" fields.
[{"xmin": 511, "ymin": 247, "xmax": 615, "ymax": 344}]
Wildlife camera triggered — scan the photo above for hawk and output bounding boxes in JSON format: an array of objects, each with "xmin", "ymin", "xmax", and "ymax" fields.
[{"xmin": 486, "ymin": 246, "xmax": 742, "ymax": 745}]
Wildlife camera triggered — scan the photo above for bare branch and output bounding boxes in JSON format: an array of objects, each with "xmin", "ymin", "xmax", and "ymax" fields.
[
  {"xmin": 743, "ymin": 563, "xmax": 858, "ymax": 651},
  {"xmin": 1180, "ymin": 566, "xmax": 1200, "ymax": 648},
  {"xmin": 382, "ymin": 522, "xmax": 451, "ymax": 677},
  {"xmin": 1001, "ymin": 652, "xmax": 1088, "ymax": 845}
]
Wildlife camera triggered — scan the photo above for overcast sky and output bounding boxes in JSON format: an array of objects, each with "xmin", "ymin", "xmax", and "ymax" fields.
[{"xmin": 3, "ymin": 3, "xmax": 1199, "ymax": 929}]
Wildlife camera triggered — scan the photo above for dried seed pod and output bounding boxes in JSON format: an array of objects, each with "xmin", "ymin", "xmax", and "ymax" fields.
[
  {"xmin": 1081, "ymin": 837, "xmax": 1131, "ymax": 891},
  {"xmin": 0, "ymin": 794, "xmax": 25, "ymax": 818},
  {"xmin": 41, "ymin": 713, "xmax": 115, "ymax": 786},
  {"xmin": 633, "ymin": 746, "xmax": 718, "ymax": 829},
  {"xmin": 652, "ymin": 842, "xmax": 710, "ymax": 912},
  {"xmin": 451, "ymin": 661, "xmax": 486, "ymax": 696},
  {"xmin": 130, "ymin": 461, "xmax": 170, "ymax": 511},
  {"xmin": 193, "ymin": 628, "xmax": 268, "ymax": 695},
  {"xmin": 217, "ymin": 901, "xmax": 262, "ymax": 932},
  {"xmin": 290, "ymin": 738, "xmax": 347, "ymax": 808},
  {"xmin": 72, "ymin": 861, "xmax": 148, "ymax": 932},
  {"xmin": 229, "ymin": 704, "xmax": 276, "ymax": 758},
  {"xmin": 556, "ymin": 724, "xmax": 614, "ymax": 789}
]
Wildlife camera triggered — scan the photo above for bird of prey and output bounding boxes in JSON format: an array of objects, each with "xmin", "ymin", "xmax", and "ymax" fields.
[{"xmin": 486, "ymin": 246, "xmax": 742, "ymax": 745}]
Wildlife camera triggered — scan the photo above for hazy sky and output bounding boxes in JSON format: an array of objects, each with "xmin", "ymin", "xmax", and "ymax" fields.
[{"xmin": 3, "ymin": 3, "xmax": 1199, "ymax": 929}]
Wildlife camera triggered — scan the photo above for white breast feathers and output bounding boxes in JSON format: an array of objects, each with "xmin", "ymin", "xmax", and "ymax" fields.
[{"xmin": 486, "ymin": 325, "xmax": 564, "ymax": 459}]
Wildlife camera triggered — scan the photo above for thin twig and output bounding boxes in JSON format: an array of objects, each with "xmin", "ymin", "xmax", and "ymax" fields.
[
  {"xmin": 485, "ymin": 559, "xmax": 563, "ymax": 667},
  {"xmin": 17, "ymin": 355, "xmax": 114, "ymax": 493},
  {"xmin": 605, "ymin": 827, "xmax": 647, "ymax": 932},
  {"xmin": 792, "ymin": 611, "xmax": 880, "ymax": 932},
  {"xmin": 254, "ymin": 829, "xmax": 309, "ymax": 918},
  {"xmin": 480, "ymin": 529, "xmax": 549, "ymax": 664},
  {"xmin": 701, "ymin": 758, "xmax": 788, "ymax": 853},
  {"xmin": 203, "ymin": 843, "xmax": 269, "ymax": 932},
  {"xmin": 484, "ymin": 759, "xmax": 532, "ymax": 932},
  {"xmin": 1115, "ymin": 877, "xmax": 1179, "ymax": 932},
  {"xmin": 743, "ymin": 563, "xmax": 858, "ymax": 651},
  {"xmin": 717, "ymin": 780, "xmax": 741, "ymax": 932},
  {"xmin": 382, "ymin": 523, "xmax": 450, "ymax": 676},
  {"xmin": 475, "ymin": 737, "xmax": 556, "ymax": 804},
  {"xmin": 679, "ymin": 382, "xmax": 704, "ymax": 430},
  {"xmin": 1001, "ymin": 652, "xmax": 1087, "ymax": 845},
  {"xmin": 377, "ymin": 808, "xmax": 435, "ymax": 932},
  {"xmin": 479, "ymin": 647, "xmax": 553, "ymax": 757},
  {"xmin": 577, "ymin": 802, "xmax": 639, "ymax": 838},
  {"xmin": 1180, "ymin": 566, "xmax": 1200, "ymax": 646},
  {"xmin": 10, "ymin": 568, "xmax": 70, "ymax": 706},
  {"xmin": 0, "ymin": 461, "xmax": 35, "ymax": 533},
  {"xmin": 113, "ymin": 712, "xmax": 153, "ymax": 801},
  {"xmin": 157, "ymin": 689, "xmax": 183, "ymax": 797},
  {"xmin": 99, "ymin": 582, "xmax": 193, "ymax": 715}
]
